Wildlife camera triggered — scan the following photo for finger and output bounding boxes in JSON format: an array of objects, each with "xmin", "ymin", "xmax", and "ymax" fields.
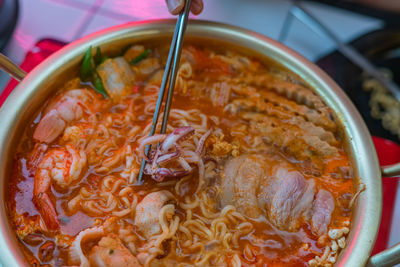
[
  {"xmin": 190, "ymin": 0, "xmax": 203, "ymax": 15},
  {"xmin": 166, "ymin": 0, "xmax": 185, "ymax": 15}
]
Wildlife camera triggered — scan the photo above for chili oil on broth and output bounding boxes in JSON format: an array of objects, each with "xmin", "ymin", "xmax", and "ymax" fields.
[{"xmin": 7, "ymin": 42, "xmax": 355, "ymax": 267}]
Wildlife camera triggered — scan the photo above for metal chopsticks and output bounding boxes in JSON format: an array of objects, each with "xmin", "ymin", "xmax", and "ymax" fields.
[
  {"xmin": 137, "ymin": 0, "xmax": 192, "ymax": 184},
  {"xmin": 0, "ymin": 53, "xmax": 26, "ymax": 82},
  {"xmin": 279, "ymin": 1, "xmax": 400, "ymax": 101}
]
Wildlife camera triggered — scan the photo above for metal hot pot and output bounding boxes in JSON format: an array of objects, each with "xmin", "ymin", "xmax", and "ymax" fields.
[{"xmin": 0, "ymin": 20, "xmax": 399, "ymax": 266}]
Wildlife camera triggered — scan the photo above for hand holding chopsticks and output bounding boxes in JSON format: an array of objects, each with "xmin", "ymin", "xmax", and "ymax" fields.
[
  {"xmin": 166, "ymin": 0, "xmax": 203, "ymax": 15},
  {"xmin": 137, "ymin": 0, "xmax": 192, "ymax": 183}
]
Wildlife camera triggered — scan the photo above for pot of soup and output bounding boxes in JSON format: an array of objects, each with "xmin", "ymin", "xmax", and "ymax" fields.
[{"xmin": 0, "ymin": 20, "xmax": 399, "ymax": 267}]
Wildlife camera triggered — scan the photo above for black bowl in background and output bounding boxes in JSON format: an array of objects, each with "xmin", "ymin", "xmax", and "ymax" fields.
[
  {"xmin": 0, "ymin": 0, "xmax": 19, "ymax": 51},
  {"xmin": 317, "ymin": 28, "xmax": 400, "ymax": 144}
]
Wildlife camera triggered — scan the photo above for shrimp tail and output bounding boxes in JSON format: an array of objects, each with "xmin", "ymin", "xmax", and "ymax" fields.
[
  {"xmin": 33, "ymin": 169, "xmax": 60, "ymax": 231},
  {"xmin": 34, "ymin": 193, "xmax": 60, "ymax": 231}
]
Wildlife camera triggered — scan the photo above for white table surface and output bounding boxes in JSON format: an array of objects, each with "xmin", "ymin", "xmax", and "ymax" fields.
[{"xmin": 1, "ymin": 0, "xmax": 399, "ymax": 259}]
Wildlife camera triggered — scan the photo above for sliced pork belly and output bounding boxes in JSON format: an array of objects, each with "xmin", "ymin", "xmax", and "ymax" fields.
[
  {"xmin": 311, "ymin": 189, "xmax": 335, "ymax": 236},
  {"xmin": 234, "ymin": 156, "xmax": 264, "ymax": 218},
  {"xmin": 220, "ymin": 155, "xmax": 335, "ymax": 234},
  {"xmin": 220, "ymin": 155, "xmax": 265, "ymax": 218},
  {"xmin": 258, "ymin": 167, "xmax": 315, "ymax": 231},
  {"xmin": 219, "ymin": 157, "xmax": 240, "ymax": 208}
]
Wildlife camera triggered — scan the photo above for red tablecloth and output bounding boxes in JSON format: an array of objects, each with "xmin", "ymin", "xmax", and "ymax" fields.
[{"xmin": 1, "ymin": 39, "xmax": 398, "ymax": 255}]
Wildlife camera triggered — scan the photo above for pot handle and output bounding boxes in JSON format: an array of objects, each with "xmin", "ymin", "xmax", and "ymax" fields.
[
  {"xmin": 366, "ymin": 243, "xmax": 400, "ymax": 267},
  {"xmin": 0, "ymin": 53, "xmax": 26, "ymax": 82},
  {"xmin": 381, "ymin": 163, "xmax": 400, "ymax": 177},
  {"xmin": 366, "ymin": 164, "xmax": 400, "ymax": 266}
]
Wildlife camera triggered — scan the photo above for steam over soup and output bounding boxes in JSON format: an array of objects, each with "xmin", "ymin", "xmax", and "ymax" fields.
[{"xmin": 7, "ymin": 43, "xmax": 357, "ymax": 267}]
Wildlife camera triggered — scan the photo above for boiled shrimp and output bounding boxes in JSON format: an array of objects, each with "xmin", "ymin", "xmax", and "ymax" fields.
[
  {"xmin": 33, "ymin": 144, "xmax": 87, "ymax": 230},
  {"xmin": 33, "ymin": 89, "xmax": 96, "ymax": 143}
]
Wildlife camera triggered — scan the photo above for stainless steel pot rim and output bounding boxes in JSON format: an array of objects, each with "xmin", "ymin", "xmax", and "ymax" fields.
[{"xmin": 0, "ymin": 19, "xmax": 386, "ymax": 266}]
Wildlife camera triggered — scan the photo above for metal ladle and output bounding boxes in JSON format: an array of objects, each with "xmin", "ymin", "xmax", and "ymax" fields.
[{"xmin": 279, "ymin": 1, "xmax": 400, "ymax": 101}]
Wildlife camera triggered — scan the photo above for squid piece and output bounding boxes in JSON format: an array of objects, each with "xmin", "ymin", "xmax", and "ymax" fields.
[
  {"xmin": 69, "ymin": 226, "xmax": 104, "ymax": 267},
  {"xmin": 69, "ymin": 227, "xmax": 140, "ymax": 267},
  {"xmin": 160, "ymin": 126, "xmax": 194, "ymax": 152},
  {"xmin": 134, "ymin": 190, "xmax": 174, "ymax": 239},
  {"xmin": 89, "ymin": 234, "xmax": 140, "ymax": 267},
  {"xmin": 138, "ymin": 126, "xmax": 209, "ymax": 182},
  {"xmin": 97, "ymin": 57, "xmax": 135, "ymax": 101}
]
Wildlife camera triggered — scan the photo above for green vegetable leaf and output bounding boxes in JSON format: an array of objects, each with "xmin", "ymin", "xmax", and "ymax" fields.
[
  {"xmin": 94, "ymin": 47, "xmax": 108, "ymax": 66},
  {"xmin": 80, "ymin": 46, "xmax": 93, "ymax": 81},
  {"xmin": 80, "ymin": 46, "xmax": 109, "ymax": 98},
  {"xmin": 121, "ymin": 44, "xmax": 132, "ymax": 55},
  {"xmin": 109, "ymin": 249, "xmax": 114, "ymax": 255},
  {"xmin": 101, "ymin": 56, "xmax": 108, "ymax": 64},
  {"xmin": 130, "ymin": 49, "xmax": 151, "ymax": 65},
  {"xmin": 94, "ymin": 47, "xmax": 102, "ymax": 66},
  {"xmin": 94, "ymin": 74, "xmax": 108, "ymax": 98}
]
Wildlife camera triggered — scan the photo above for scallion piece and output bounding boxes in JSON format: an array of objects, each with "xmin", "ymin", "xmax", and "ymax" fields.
[
  {"xmin": 94, "ymin": 47, "xmax": 107, "ymax": 65},
  {"xmin": 80, "ymin": 46, "xmax": 93, "ymax": 81},
  {"xmin": 79, "ymin": 46, "xmax": 109, "ymax": 98},
  {"xmin": 121, "ymin": 44, "xmax": 132, "ymax": 55},
  {"xmin": 94, "ymin": 47, "xmax": 102, "ymax": 65},
  {"xmin": 130, "ymin": 49, "xmax": 151, "ymax": 65},
  {"xmin": 94, "ymin": 75, "xmax": 108, "ymax": 98}
]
